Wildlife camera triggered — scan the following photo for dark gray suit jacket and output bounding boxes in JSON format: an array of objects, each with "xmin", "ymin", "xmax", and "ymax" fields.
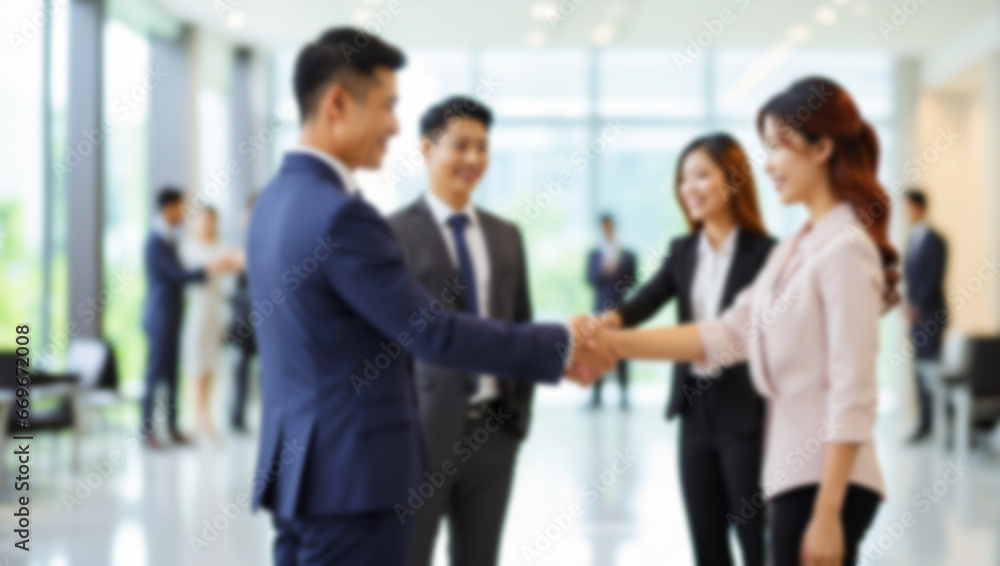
[{"xmin": 388, "ymin": 198, "xmax": 536, "ymax": 467}]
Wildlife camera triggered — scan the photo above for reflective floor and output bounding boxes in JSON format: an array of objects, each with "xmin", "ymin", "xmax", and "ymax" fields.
[{"xmin": 1, "ymin": 383, "xmax": 998, "ymax": 566}]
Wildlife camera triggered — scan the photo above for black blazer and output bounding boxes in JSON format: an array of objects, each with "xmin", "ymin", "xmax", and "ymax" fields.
[
  {"xmin": 586, "ymin": 248, "xmax": 637, "ymax": 311},
  {"xmin": 617, "ymin": 229, "xmax": 775, "ymax": 430}
]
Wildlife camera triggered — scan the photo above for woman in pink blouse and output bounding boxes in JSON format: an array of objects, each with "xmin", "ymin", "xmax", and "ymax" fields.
[{"xmin": 602, "ymin": 78, "xmax": 898, "ymax": 566}]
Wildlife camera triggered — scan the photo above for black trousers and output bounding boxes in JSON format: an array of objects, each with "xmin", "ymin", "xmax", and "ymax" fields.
[
  {"xmin": 230, "ymin": 344, "xmax": 255, "ymax": 427},
  {"xmin": 679, "ymin": 395, "xmax": 765, "ymax": 566},
  {"xmin": 142, "ymin": 323, "xmax": 181, "ymax": 432},
  {"xmin": 770, "ymin": 484, "xmax": 880, "ymax": 566},
  {"xmin": 591, "ymin": 360, "xmax": 629, "ymax": 405},
  {"xmin": 407, "ymin": 413, "xmax": 520, "ymax": 566}
]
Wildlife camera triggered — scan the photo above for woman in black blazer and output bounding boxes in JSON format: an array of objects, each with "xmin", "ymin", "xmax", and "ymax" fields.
[{"xmin": 604, "ymin": 133, "xmax": 775, "ymax": 566}]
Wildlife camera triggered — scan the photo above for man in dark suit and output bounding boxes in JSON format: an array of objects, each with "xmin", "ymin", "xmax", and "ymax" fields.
[
  {"xmin": 586, "ymin": 214, "xmax": 637, "ymax": 408},
  {"xmin": 245, "ymin": 29, "xmax": 613, "ymax": 566},
  {"xmin": 903, "ymin": 189, "xmax": 948, "ymax": 443},
  {"xmin": 388, "ymin": 97, "xmax": 535, "ymax": 566},
  {"xmin": 141, "ymin": 187, "xmax": 229, "ymax": 448}
]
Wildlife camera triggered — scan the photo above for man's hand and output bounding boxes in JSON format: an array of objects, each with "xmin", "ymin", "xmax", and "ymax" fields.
[
  {"xmin": 598, "ymin": 309, "xmax": 623, "ymax": 329},
  {"xmin": 564, "ymin": 314, "xmax": 619, "ymax": 386}
]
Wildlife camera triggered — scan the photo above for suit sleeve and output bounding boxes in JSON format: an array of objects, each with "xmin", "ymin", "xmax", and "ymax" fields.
[
  {"xmin": 617, "ymin": 241, "xmax": 678, "ymax": 327},
  {"xmin": 322, "ymin": 198, "xmax": 567, "ymax": 384},
  {"xmin": 148, "ymin": 238, "xmax": 206, "ymax": 284}
]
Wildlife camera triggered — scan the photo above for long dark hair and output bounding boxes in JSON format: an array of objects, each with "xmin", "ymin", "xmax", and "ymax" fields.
[
  {"xmin": 757, "ymin": 76, "xmax": 899, "ymax": 304},
  {"xmin": 674, "ymin": 133, "xmax": 768, "ymax": 237}
]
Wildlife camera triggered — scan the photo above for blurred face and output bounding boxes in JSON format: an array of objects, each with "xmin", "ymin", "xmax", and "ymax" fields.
[
  {"xmin": 905, "ymin": 200, "xmax": 925, "ymax": 224},
  {"xmin": 422, "ymin": 118, "xmax": 489, "ymax": 203},
  {"xmin": 162, "ymin": 201, "xmax": 184, "ymax": 226},
  {"xmin": 678, "ymin": 147, "xmax": 730, "ymax": 223},
  {"xmin": 196, "ymin": 211, "xmax": 218, "ymax": 240},
  {"xmin": 331, "ymin": 67, "xmax": 399, "ymax": 169},
  {"xmin": 600, "ymin": 219, "xmax": 614, "ymax": 240},
  {"xmin": 761, "ymin": 115, "xmax": 832, "ymax": 205}
]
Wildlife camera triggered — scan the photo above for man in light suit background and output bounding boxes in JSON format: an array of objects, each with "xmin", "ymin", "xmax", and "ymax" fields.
[
  {"xmin": 245, "ymin": 28, "xmax": 613, "ymax": 565},
  {"xmin": 388, "ymin": 96, "xmax": 536, "ymax": 566},
  {"xmin": 586, "ymin": 214, "xmax": 637, "ymax": 409},
  {"xmin": 902, "ymin": 188, "xmax": 948, "ymax": 443}
]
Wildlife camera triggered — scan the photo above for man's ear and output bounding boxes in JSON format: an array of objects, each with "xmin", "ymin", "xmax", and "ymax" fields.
[
  {"xmin": 420, "ymin": 136, "xmax": 434, "ymax": 161},
  {"xmin": 321, "ymin": 83, "xmax": 351, "ymax": 123}
]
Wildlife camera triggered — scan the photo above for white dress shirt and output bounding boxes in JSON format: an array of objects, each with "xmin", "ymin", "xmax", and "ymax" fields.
[
  {"xmin": 907, "ymin": 221, "xmax": 928, "ymax": 257},
  {"xmin": 600, "ymin": 239, "xmax": 621, "ymax": 272},
  {"xmin": 423, "ymin": 191, "xmax": 500, "ymax": 404},
  {"xmin": 690, "ymin": 228, "xmax": 738, "ymax": 375},
  {"xmin": 288, "ymin": 145, "xmax": 360, "ymax": 194}
]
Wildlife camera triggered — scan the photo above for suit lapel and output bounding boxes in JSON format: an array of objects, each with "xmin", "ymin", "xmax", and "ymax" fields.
[
  {"xmin": 477, "ymin": 212, "xmax": 504, "ymax": 319},
  {"xmin": 410, "ymin": 199, "xmax": 460, "ymax": 290},
  {"xmin": 720, "ymin": 230, "xmax": 752, "ymax": 309}
]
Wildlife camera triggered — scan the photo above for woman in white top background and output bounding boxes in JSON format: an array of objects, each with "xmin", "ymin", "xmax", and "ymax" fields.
[{"xmin": 181, "ymin": 206, "xmax": 240, "ymax": 441}]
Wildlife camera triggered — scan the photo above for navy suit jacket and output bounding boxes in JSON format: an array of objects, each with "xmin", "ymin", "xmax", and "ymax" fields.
[
  {"xmin": 905, "ymin": 227, "xmax": 948, "ymax": 359},
  {"xmin": 142, "ymin": 231, "xmax": 205, "ymax": 333},
  {"xmin": 246, "ymin": 153, "xmax": 568, "ymax": 519},
  {"xmin": 587, "ymin": 247, "xmax": 636, "ymax": 311}
]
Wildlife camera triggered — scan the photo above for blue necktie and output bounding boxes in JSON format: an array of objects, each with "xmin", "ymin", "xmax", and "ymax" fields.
[
  {"xmin": 446, "ymin": 214, "xmax": 479, "ymax": 316},
  {"xmin": 447, "ymin": 213, "xmax": 481, "ymax": 395}
]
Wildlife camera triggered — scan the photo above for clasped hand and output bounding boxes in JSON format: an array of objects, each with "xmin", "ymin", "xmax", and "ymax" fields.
[{"xmin": 563, "ymin": 311, "xmax": 622, "ymax": 386}]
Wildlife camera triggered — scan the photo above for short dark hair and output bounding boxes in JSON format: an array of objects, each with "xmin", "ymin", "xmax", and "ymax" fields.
[
  {"xmin": 157, "ymin": 187, "xmax": 183, "ymax": 209},
  {"xmin": 904, "ymin": 188, "xmax": 927, "ymax": 209},
  {"xmin": 599, "ymin": 213, "xmax": 614, "ymax": 226},
  {"xmin": 419, "ymin": 95, "xmax": 493, "ymax": 140},
  {"xmin": 293, "ymin": 27, "xmax": 406, "ymax": 120}
]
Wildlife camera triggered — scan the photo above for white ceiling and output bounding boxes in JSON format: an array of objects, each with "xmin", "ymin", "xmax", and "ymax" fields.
[{"xmin": 155, "ymin": 0, "xmax": 995, "ymax": 53}]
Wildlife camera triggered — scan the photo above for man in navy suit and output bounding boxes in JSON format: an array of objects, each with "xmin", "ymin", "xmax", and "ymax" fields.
[
  {"xmin": 902, "ymin": 189, "xmax": 948, "ymax": 443},
  {"xmin": 141, "ymin": 188, "xmax": 231, "ymax": 448},
  {"xmin": 245, "ymin": 28, "xmax": 614, "ymax": 565},
  {"xmin": 586, "ymin": 214, "xmax": 637, "ymax": 408}
]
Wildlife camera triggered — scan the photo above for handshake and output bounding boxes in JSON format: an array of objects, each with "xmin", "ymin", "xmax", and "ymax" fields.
[
  {"xmin": 205, "ymin": 250, "xmax": 246, "ymax": 276},
  {"xmin": 563, "ymin": 310, "xmax": 625, "ymax": 386}
]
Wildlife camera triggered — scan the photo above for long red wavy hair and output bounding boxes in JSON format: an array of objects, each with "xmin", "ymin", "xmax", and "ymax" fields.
[{"xmin": 757, "ymin": 77, "xmax": 899, "ymax": 305}]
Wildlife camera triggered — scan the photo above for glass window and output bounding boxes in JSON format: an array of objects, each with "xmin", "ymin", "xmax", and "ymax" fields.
[
  {"xmin": 102, "ymin": 20, "xmax": 150, "ymax": 389},
  {"xmin": 598, "ymin": 49, "xmax": 707, "ymax": 118},
  {"xmin": 478, "ymin": 49, "xmax": 590, "ymax": 118},
  {"xmin": 0, "ymin": 0, "xmax": 46, "ymax": 346}
]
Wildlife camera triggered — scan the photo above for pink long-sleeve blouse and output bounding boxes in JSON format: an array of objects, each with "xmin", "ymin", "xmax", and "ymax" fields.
[{"xmin": 697, "ymin": 202, "xmax": 885, "ymax": 500}]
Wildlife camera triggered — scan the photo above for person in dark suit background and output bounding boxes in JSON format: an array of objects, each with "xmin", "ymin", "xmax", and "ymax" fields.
[
  {"xmin": 388, "ymin": 96, "xmax": 533, "ymax": 566},
  {"xmin": 227, "ymin": 193, "xmax": 256, "ymax": 433},
  {"xmin": 141, "ymin": 187, "xmax": 232, "ymax": 448},
  {"xmin": 586, "ymin": 214, "xmax": 637, "ymax": 408},
  {"xmin": 602, "ymin": 133, "xmax": 774, "ymax": 566},
  {"xmin": 245, "ymin": 28, "xmax": 613, "ymax": 566},
  {"xmin": 902, "ymin": 188, "xmax": 948, "ymax": 443}
]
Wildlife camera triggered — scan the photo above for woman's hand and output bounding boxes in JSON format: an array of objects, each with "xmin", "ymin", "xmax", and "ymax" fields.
[
  {"xmin": 800, "ymin": 510, "xmax": 844, "ymax": 566},
  {"xmin": 598, "ymin": 310, "xmax": 623, "ymax": 329}
]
